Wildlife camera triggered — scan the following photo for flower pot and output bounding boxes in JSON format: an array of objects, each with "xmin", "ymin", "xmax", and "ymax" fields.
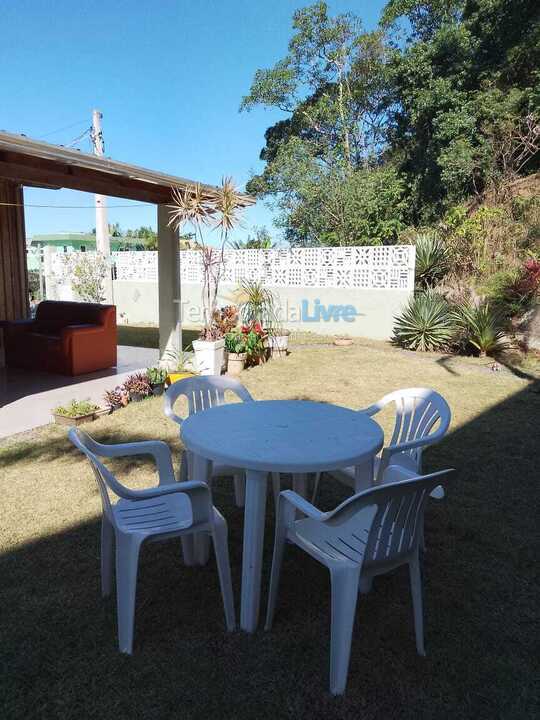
[
  {"xmin": 227, "ymin": 352, "xmax": 246, "ymax": 376},
  {"xmin": 151, "ymin": 383, "xmax": 165, "ymax": 397},
  {"xmin": 334, "ymin": 336, "xmax": 353, "ymax": 347},
  {"xmin": 192, "ymin": 338, "xmax": 225, "ymax": 376},
  {"xmin": 130, "ymin": 392, "xmax": 146, "ymax": 402},
  {"xmin": 53, "ymin": 411, "xmax": 96, "ymax": 426},
  {"xmin": 268, "ymin": 330, "xmax": 290, "ymax": 358},
  {"xmin": 166, "ymin": 371, "xmax": 195, "ymax": 386}
]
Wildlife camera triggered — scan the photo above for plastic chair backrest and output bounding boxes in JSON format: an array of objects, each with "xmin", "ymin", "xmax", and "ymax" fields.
[
  {"xmin": 376, "ymin": 388, "xmax": 451, "ymax": 465},
  {"xmin": 164, "ymin": 375, "xmax": 253, "ymax": 424},
  {"xmin": 69, "ymin": 428, "xmax": 132, "ymax": 525},
  {"xmin": 326, "ymin": 469, "xmax": 453, "ymax": 565}
]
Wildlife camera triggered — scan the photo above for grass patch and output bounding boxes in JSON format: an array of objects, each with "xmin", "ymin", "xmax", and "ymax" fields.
[
  {"xmin": 1, "ymin": 342, "xmax": 538, "ymax": 719},
  {"xmin": 117, "ymin": 324, "xmax": 200, "ymax": 350}
]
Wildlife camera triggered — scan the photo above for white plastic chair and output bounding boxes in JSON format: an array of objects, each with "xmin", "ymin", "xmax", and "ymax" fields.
[
  {"xmin": 266, "ymin": 466, "xmax": 454, "ymax": 695},
  {"xmin": 313, "ymin": 388, "xmax": 451, "ymax": 500},
  {"xmin": 69, "ymin": 428, "xmax": 236, "ymax": 654},
  {"xmin": 164, "ymin": 376, "xmax": 254, "ymax": 507}
]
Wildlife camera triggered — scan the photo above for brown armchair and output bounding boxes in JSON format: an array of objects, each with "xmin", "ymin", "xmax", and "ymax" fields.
[{"xmin": 2, "ymin": 300, "xmax": 117, "ymax": 376}]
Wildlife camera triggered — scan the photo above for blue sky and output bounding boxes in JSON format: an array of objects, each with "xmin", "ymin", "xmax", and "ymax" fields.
[{"xmin": 1, "ymin": 0, "xmax": 385, "ymax": 243}]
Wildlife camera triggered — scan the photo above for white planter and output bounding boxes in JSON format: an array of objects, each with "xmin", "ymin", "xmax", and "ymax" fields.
[
  {"xmin": 192, "ymin": 338, "xmax": 225, "ymax": 376},
  {"xmin": 268, "ymin": 332, "xmax": 290, "ymax": 358}
]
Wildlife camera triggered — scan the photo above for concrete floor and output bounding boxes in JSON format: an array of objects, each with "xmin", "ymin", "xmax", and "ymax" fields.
[{"xmin": 0, "ymin": 346, "xmax": 160, "ymax": 438}]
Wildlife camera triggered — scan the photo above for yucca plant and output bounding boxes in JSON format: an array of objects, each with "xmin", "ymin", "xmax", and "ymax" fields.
[
  {"xmin": 414, "ymin": 232, "xmax": 449, "ymax": 289},
  {"xmin": 393, "ymin": 292, "xmax": 457, "ymax": 352},
  {"xmin": 455, "ymin": 302, "xmax": 510, "ymax": 357},
  {"xmin": 234, "ymin": 280, "xmax": 277, "ymax": 329}
]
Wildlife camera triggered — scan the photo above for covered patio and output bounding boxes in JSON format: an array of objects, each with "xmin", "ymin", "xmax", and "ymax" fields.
[
  {"xmin": 0, "ymin": 130, "xmax": 253, "ymax": 430},
  {"xmin": 0, "ymin": 130, "xmax": 253, "ymax": 354}
]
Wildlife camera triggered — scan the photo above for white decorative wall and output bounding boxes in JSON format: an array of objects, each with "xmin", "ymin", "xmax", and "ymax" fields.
[
  {"xmin": 111, "ymin": 246, "xmax": 415, "ymax": 291},
  {"xmin": 44, "ymin": 246, "xmax": 415, "ymax": 340}
]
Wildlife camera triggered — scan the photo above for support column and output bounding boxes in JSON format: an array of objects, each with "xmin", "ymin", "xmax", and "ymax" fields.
[
  {"xmin": 0, "ymin": 181, "xmax": 28, "ymax": 321},
  {"xmin": 157, "ymin": 204, "xmax": 181, "ymax": 359}
]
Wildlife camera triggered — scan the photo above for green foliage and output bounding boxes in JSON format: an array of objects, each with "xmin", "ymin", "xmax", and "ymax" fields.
[
  {"xmin": 224, "ymin": 330, "xmax": 247, "ymax": 354},
  {"xmin": 230, "ymin": 226, "xmax": 277, "ymax": 249},
  {"xmin": 455, "ymin": 302, "xmax": 509, "ymax": 356},
  {"xmin": 236, "ymin": 280, "xmax": 277, "ymax": 327},
  {"xmin": 413, "ymin": 232, "xmax": 449, "ymax": 288},
  {"xmin": 66, "ymin": 253, "xmax": 108, "ymax": 303},
  {"xmin": 146, "ymin": 366, "xmax": 167, "ymax": 385},
  {"xmin": 393, "ymin": 291, "xmax": 457, "ymax": 351},
  {"xmin": 53, "ymin": 399, "xmax": 99, "ymax": 417}
]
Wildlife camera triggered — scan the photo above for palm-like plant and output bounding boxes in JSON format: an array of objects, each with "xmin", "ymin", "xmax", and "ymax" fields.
[
  {"xmin": 393, "ymin": 292, "xmax": 457, "ymax": 352},
  {"xmin": 235, "ymin": 280, "xmax": 277, "ymax": 328},
  {"xmin": 455, "ymin": 302, "xmax": 509, "ymax": 357},
  {"xmin": 414, "ymin": 232, "xmax": 449, "ymax": 289},
  {"xmin": 168, "ymin": 178, "xmax": 245, "ymax": 340}
]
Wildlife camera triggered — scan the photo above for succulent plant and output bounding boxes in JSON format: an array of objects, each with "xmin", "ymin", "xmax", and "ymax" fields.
[{"xmin": 123, "ymin": 373, "xmax": 152, "ymax": 398}]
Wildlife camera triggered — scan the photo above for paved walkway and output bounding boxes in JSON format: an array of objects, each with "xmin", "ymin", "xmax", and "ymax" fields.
[{"xmin": 0, "ymin": 346, "xmax": 159, "ymax": 438}]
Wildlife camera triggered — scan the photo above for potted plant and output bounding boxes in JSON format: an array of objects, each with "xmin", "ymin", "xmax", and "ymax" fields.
[
  {"xmin": 123, "ymin": 372, "xmax": 152, "ymax": 402},
  {"xmin": 168, "ymin": 178, "xmax": 245, "ymax": 376},
  {"xmin": 243, "ymin": 323, "xmax": 268, "ymax": 367},
  {"xmin": 224, "ymin": 330, "xmax": 247, "ymax": 375},
  {"xmin": 103, "ymin": 386, "xmax": 129, "ymax": 411},
  {"xmin": 268, "ymin": 327, "xmax": 291, "ymax": 358},
  {"xmin": 146, "ymin": 366, "xmax": 168, "ymax": 396},
  {"xmin": 161, "ymin": 348, "xmax": 196, "ymax": 386},
  {"xmin": 52, "ymin": 399, "xmax": 101, "ymax": 426}
]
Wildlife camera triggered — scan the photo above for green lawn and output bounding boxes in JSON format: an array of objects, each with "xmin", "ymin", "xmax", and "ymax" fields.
[
  {"xmin": 117, "ymin": 324, "xmax": 200, "ymax": 350},
  {"xmin": 1, "ymin": 340, "xmax": 538, "ymax": 719}
]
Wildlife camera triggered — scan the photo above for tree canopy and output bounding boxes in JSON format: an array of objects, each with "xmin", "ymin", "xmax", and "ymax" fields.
[{"xmin": 242, "ymin": 0, "xmax": 539, "ymax": 245}]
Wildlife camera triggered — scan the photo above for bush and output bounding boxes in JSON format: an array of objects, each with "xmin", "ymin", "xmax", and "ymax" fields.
[
  {"xmin": 483, "ymin": 259, "xmax": 540, "ymax": 318},
  {"xmin": 414, "ymin": 232, "xmax": 449, "ymax": 289},
  {"xmin": 455, "ymin": 302, "xmax": 509, "ymax": 357},
  {"xmin": 393, "ymin": 292, "xmax": 457, "ymax": 352}
]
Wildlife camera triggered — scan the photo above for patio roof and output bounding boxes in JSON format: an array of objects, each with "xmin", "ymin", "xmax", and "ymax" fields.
[{"xmin": 0, "ymin": 130, "xmax": 255, "ymax": 205}]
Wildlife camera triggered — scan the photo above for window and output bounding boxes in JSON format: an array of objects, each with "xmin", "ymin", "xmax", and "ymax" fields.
[{"xmin": 80, "ymin": 245, "xmax": 86, "ymax": 252}]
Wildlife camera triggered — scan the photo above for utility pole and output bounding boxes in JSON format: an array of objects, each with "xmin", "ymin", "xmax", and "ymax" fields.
[{"xmin": 91, "ymin": 109, "xmax": 110, "ymax": 255}]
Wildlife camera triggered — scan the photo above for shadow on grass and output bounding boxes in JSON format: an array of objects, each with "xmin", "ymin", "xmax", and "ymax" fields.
[{"xmin": 1, "ymin": 380, "xmax": 539, "ymax": 719}]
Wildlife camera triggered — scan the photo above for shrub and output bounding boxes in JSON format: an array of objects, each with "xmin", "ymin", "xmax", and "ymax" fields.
[
  {"xmin": 123, "ymin": 373, "xmax": 152, "ymax": 398},
  {"xmin": 224, "ymin": 330, "xmax": 247, "ymax": 355},
  {"xmin": 483, "ymin": 259, "xmax": 540, "ymax": 318},
  {"xmin": 146, "ymin": 366, "xmax": 167, "ymax": 385},
  {"xmin": 455, "ymin": 302, "xmax": 509, "ymax": 357},
  {"xmin": 393, "ymin": 292, "xmax": 457, "ymax": 352},
  {"xmin": 414, "ymin": 233, "xmax": 449, "ymax": 289},
  {"xmin": 53, "ymin": 399, "xmax": 99, "ymax": 417}
]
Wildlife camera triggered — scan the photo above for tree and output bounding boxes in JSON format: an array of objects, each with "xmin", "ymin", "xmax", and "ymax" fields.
[
  {"xmin": 241, "ymin": 2, "xmax": 395, "ymax": 245},
  {"xmin": 229, "ymin": 226, "xmax": 277, "ymax": 249}
]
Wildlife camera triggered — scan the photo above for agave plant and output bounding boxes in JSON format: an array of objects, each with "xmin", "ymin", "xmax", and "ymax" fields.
[
  {"xmin": 393, "ymin": 292, "xmax": 457, "ymax": 352},
  {"xmin": 414, "ymin": 232, "xmax": 449, "ymax": 290},
  {"xmin": 455, "ymin": 302, "xmax": 510, "ymax": 357}
]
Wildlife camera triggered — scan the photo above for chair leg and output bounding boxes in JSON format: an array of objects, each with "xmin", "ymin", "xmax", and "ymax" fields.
[
  {"xmin": 115, "ymin": 533, "xmax": 142, "ymax": 654},
  {"xmin": 101, "ymin": 516, "xmax": 114, "ymax": 598},
  {"xmin": 265, "ymin": 500, "xmax": 290, "ymax": 630},
  {"xmin": 311, "ymin": 472, "xmax": 321, "ymax": 504},
  {"xmin": 271, "ymin": 472, "xmax": 281, "ymax": 509},
  {"xmin": 329, "ymin": 566, "xmax": 360, "ymax": 696},
  {"xmin": 181, "ymin": 535, "xmax": 196, "ymax": 566},
  {"xmin": 233, "ymin": 473, "xmax": 246, "ymax": 508},
  {"xmin": 179, "ymin": 450, "xmax": 189, "ymax": 483},
  {"xmin": 212, "ymin": 516, "xmax": 236, "ymax": 632},
  {"xmin": 409, "ymin": 554, "xmax": 425, "ymax": 656}
]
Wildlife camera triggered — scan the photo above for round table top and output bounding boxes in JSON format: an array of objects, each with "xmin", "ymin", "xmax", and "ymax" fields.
[{"xmin": 180, "ymin": 399, "xmax": 384, "ymax": 473}]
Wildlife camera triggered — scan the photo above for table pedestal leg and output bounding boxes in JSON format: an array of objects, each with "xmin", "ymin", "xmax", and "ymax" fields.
[
  {"xmin": 292, "ymin": 473, "xmax": 308, "ymax": 498},
  {"xmin": 240, "ymin": 469, "xmax": 267, "ymax": 632}
]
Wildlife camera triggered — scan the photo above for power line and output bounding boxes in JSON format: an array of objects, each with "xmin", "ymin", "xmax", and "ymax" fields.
[
  {"xmin": 36, "ymin": 119, "xmax": 89, "ymax": 140},
  {"xmin": 0, "ymin": 201, "xmax": 153, "ymax": 209}
]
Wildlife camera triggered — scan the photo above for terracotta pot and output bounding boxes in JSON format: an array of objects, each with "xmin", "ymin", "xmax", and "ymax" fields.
[{"xmin": 334, "ymin": 337, "xmax": 353, "ymax": 347}]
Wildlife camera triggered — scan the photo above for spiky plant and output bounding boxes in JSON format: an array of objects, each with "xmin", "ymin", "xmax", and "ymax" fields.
[
  {"xmin": 393, "ymin": 292, "xmax": 457, "ymax": 352},
  {"xmin": 455, "ymin": 302, "xmax": 510, "ymax": 357},
  {"xmin": 168, "ymin": 178, "xmax": 245, "ymax": 340},
  {"xmin": 235, "ymin": 280, "xmax": 277, "ymax": 328},
  {"xmin": 414, "ymin": 232, "xmax": 449, "ymax": 289}
]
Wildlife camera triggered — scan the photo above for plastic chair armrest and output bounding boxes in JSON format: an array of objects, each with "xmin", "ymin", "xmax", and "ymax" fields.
[
  {"xmin": 280, "ymin": 490, "xmax": 325, "ymax": 520},
  {"xmin": 124, "ymin": 480, "xmax": 212, "ymax": 524},
  {"xmin": 357, "ymin": 402, "xmax": 384, "ymax": 417},
  {"xmin": 94, "ymin": 440, "xmax": 176, "ymax": 485},
  {"xmin": 163, "ymin": 395, "xmax": 184, "ymax": 426}
]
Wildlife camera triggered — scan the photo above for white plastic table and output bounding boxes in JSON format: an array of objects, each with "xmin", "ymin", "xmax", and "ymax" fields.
[{"xmin": 180, "ymin": 399, "xmax": 384, "ymax": 632}]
